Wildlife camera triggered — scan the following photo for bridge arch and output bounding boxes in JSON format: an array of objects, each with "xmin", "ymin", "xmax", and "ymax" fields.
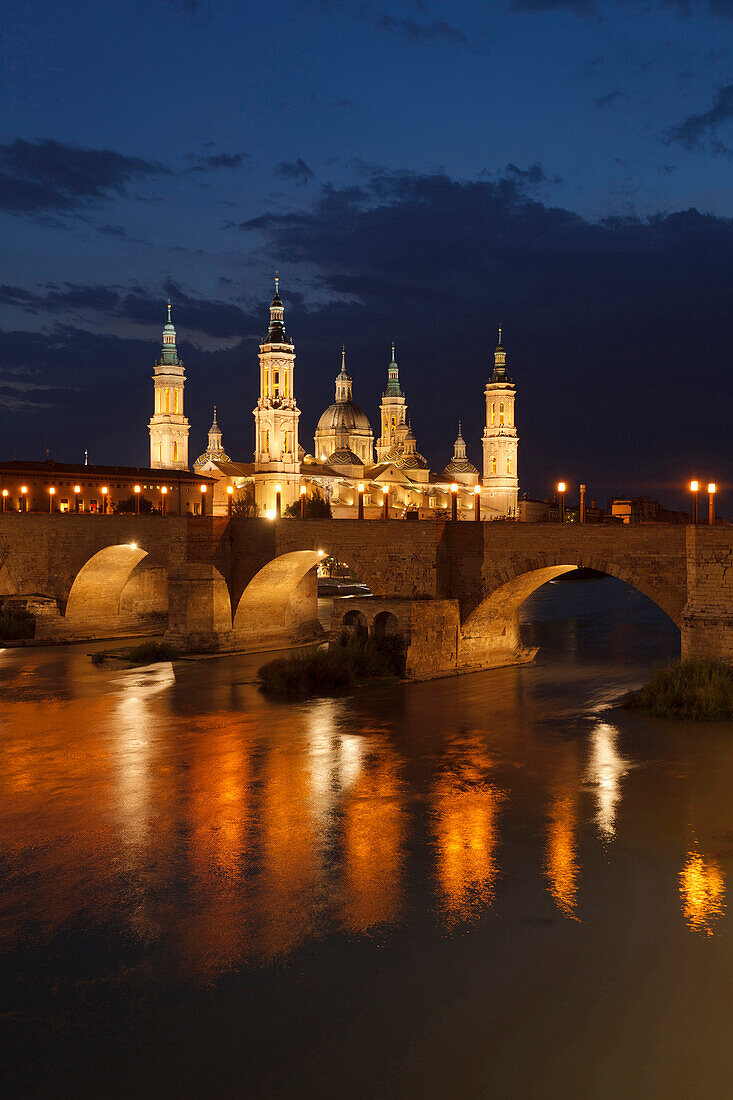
[
  {"xmin": 460, "ymin": 557, "xmax": 682, "ymax": 663},
  {"xmin": 65, "ymin": 544, "xmax": 150, "ymax": 621},
  {"xmin": 233, "ymin": 550, "xmax": 324, "ymax": 650}
]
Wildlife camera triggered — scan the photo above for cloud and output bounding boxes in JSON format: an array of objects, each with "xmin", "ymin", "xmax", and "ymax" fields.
[
  {"xmin": 372, "ymin": 13, "xmax": 469, "ymax": 44},
  {"xmin": 274, "ymin": 158, "xmax": 315, "ymax": 184},
  {"xmin": 186, "ymin": 151, "xmax": 249, "ymax": 172},
  {"xmin": 668, "ymin": 82, "xmax": 733, "ymax": 152},
  {"xmin": 595, "ymin": 88, "xmax": 625, "ymax": 109},
  {"xmin": 0, "ymin": 138, "xmax": 170, "ymax": 214}
]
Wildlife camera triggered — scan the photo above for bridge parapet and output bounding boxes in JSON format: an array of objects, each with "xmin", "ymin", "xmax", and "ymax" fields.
[{"xmin": 682, "ymin": 527, "xmax": 733, "ymax": 662}]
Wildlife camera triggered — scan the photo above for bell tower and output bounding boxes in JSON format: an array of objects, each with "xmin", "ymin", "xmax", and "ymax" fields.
[
  {"xmin": 482, "ymin": 328, "xmax": 519, "ymax": 516},
  {"xmin": 253, "ymin": 277, "xmax": 301, "ymax": 512},
  {"xmin": 376, "ymin": 344, "xmax": 408, "ymax": 461},
  {"xmin": 149, "ymin": 302, "xmax": 189, "ymax": 469}
]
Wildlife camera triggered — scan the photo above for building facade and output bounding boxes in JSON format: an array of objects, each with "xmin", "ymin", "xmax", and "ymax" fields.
[{"xmin": 149, "ymin": 304, "xmax": 190, "ymax": 470}]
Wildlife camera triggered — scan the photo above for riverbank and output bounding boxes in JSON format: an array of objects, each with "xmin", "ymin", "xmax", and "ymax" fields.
[
  {"xmin": 625, "ymin": 658, "xmax": 733, "ymax": 721},
  {"xmin": 258, "ymin": 633, "xmax": 405, "ymax": 698}
]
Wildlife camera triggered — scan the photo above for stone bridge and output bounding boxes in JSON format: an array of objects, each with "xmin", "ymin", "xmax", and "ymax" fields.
[{"xmin": 0, "ymin": 514, "xmax": 730, "ymax": 674}]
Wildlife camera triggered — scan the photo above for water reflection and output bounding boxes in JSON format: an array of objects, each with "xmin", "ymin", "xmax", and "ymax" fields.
[
  {"xmin": 680, "ymin": 849, "xmax": 726, "ymax": 936},
  {"xmin": 432, "ymin": 737, "xmax": 502, "ymax": 924},
  {"xmin": 585, "ymin": 722, "xmax": 630, "ymax": 840},
  {"xmin": 545, "ymin": 752, "xmax": 581, "ymax": 918}
]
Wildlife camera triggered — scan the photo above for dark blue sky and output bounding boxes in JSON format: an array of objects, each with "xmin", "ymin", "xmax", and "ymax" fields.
[{"xmin": 2, "ymin": 0, "xmax": 733, "ymax": 504}]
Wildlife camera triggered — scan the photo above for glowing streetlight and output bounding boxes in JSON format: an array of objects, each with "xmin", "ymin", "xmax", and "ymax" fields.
[
  {"xmin": 474, "ymin": 483, "xmax": 481, "ymax": 522},
  {"xmin": 299, "ymin": 483, "xmax": 306, "ymax": 519},
  {"xmin": 557, "ymin": 481, "xmax": 566, "ymax": 524},
  {"xmin": 1, "ymin": 489, "xmax": 8, "ymax": 513},
  {"xmin": 100, "ymin": 486, "xmax": 108, "ymax": 514},
  {"xmin": 161, "ymin": 485, "xmax": 168, "ymax": 516},
  {"xmin": 48, "ymin": 487, "xmax": 56, "ymax": 513},
  {"xmin": 382, "ymin": 484, "xmax": 389, "ymax": 520},
  {"xmin": 200, "ymin": 483, "xmax": 207, "ymax": 517},
  {"xmin": 580, "ymin": 483, "xmax": 586, "ymax": 525},
  {"xmin": 73, "ymin": 485, "xmax": 81, "ymax": 514},
  {"xmin": 708, "ymin": 483, "xmax": 716, "ymax": 526},
  {"xmin": 275, "ymin": 483, "xmax": 281, "ymax": 520},
  {"xmin": 134, "ymin": 484, "xmax": 141, "ymax": 515},
  {"xmin": 129, "ymin": 542, "xmax": 137, "ymax": 550},
  {"xmin": 690, "ymin": 480, "xmax": 699, "ymax": 525},
  {"xmin": 357, "ymin": 482, "xmax": 365, "ymax": 521},
  {"xmin": 450, "ymin": 482, "xmax": 458, "ymax": 523},
  {"xmin": 227, "ymin": 483, "xmax": 234, "ymax": 517}
]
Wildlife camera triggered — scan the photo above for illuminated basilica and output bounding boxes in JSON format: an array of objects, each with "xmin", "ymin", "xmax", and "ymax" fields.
[{"xmin": 151, "ymin": 281, "xmax": 519, "ymax": 519}]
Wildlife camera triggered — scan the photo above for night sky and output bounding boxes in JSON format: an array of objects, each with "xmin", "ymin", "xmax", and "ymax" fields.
[{"xmin": 2, "ymin": 0, "xmax": 733, "ymax": 506}]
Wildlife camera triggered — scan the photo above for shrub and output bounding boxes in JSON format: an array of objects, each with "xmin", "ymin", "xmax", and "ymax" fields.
[
  {"xmin": 115, "ymin": 494, "xmax": 155, "ymax": 515},
  {"xmin": 626, "ymin": 659, "xmax": 733, "ymax": 721},
  {"xmin": 284, "ymin": 488, "xmax": 332, "ymax": 519},
  {"xmin": 231, "ymin": 489, "xmax": 260, "ymax": 517},
  {"xmin": 91, "ymin": 641, "xmax": 180, "ymax": 666},
  {"xmin": 259, "ymin": 632, "xmax": 404, "ymax": 699},
  {"xmin": 0, "ymin": 610, "xmax": 35, "ymax": 640}
]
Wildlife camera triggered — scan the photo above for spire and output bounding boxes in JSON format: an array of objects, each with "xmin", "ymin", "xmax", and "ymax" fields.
[
  {"xmin": 453, "ymin": 421, "xmax": 467, "ymax": 460},
  {"xmin": 493, "ymin": 326, "xmax": 507, "ymax": 380},
  {"xmin": 266, "ymin": 274, "xmax": 289, "ymax": 343},
  {"xmin": 335, "ymin": 345, "xmax": 352, "ymax": 402},
  {"xmin": 385, "ymin": 342, "xmax": 402, "ymax": 397},
  {"xmin": 208, "ymin": 405, "xmax": 223, "ymax": 450},
  {"xmin": 159, "ymin": 301, "xmax": 179, "ymax": 365}
]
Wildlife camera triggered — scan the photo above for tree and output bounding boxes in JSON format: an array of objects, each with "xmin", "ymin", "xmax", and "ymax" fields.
[
  {"xmin": 284, "ymin": 488, "xmax": 332, "ymax": 519},
  {"xmin": 115, "ymin": 494, "xmax": 155, "ymax": 515},
  {"xmin": 231, "ymin": 488, "xmax": 260, "ymax": 517}
]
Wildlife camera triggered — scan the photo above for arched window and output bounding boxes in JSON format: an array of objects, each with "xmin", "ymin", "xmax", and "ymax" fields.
[
  {"xmin": 263, "ymin": 428, "xmax": 269, "ymax": 453},
  {"xmin": 174, "ymin": 389, "xmax": 179, "ymax": 414},
  {"xmin": 491, "ymin": 455, "xmax": 497, "ymax": 475},
  {"xmin": 499, "ymin": 402, "xmax": 505, "ymax": 426},
  {"xmin": 490, "ymin": 403, "xmax": 495, "ymax": 426},
  {"xmin": 158, "ymin": 443, "xmax": 162, "ymax": 463},
  {"xmin": 273, "ymin": 370, "xmax": 280, "ymax": 396},
  {"xmin": 173, "ymin": 441, "xmax": 178, "ymax": 463},
  {"xmin": 165, "ymin": 388, "xmax": 170, "ymax": 414},
  {"xmin": 264, "ymin": 371, "xmax": 269, "ymax": 397},
  {"xmin": 506, "ymin": 456, "xmax": 511, "ymax": 474}
]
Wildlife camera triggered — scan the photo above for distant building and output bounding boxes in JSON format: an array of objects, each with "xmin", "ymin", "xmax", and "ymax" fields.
[{"xmin": 149, "ymin": 303, "xmax": 190, "ymax": 470}]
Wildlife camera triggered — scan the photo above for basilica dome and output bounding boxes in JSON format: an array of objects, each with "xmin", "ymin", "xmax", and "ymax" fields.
[
  {"xmin": 327, "ymin": 447, "xmax": 362, "ymax": 466},
  {"xmin": 316, "ymin": 400, "xmax": 372, "ymax": 435}
]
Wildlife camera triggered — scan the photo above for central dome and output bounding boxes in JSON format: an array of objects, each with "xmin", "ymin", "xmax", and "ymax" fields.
[{"xmin": 316, "ymin": 401, "xmax": 372, "ymax": 434}]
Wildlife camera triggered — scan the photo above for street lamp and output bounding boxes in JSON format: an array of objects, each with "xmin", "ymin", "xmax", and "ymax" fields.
[
  {"xmin": 299, "ymin": 484, "xmax": 306, "ymax": 519},
  {"xmin": 74, "ymin": 485, "xmax": 81, "ymax": 513},
  {"xmin": 708, "ymin": 483, "xmax": 716, "ymax": 526},
  {"xmin": 227, "ymin": 484, "xmax": 234, "ymax": 517},
  {"xmin": 48, "ymin": 487, "xmax": 56, "ymax": 513},
  {"xmin": 557, "ymin": 481, "xmax": 566, "ymax": 524},
  {"xmin": 134, "ymin": 484, "xmax": 141, "ymax": 515},
  {"xmin": 200, "ymin": 484, "xmax": 207, "ymax": 517},
  {"xmin": 580, "ymin": 483, "xmax": 586, "ymax": 525},
  {"xmin": 1, "ymin": 489, "xmax": 8, "ymax": 513},
  {"xmin": 100, "ymin": 486, "xmax": 108, "ymax": 514},
  {"xmin": 474, "ymin": 483, "xmax": 481, "ymax": 522},
  {"xmin": 357, "ymin": 482, "xmax": 364, "ymax": 520},
  {"xmin": 690, "ymin": 480, "xmax": 699, "ymax": 525},
  {"xmin": 161, "ymin": 485, "xmax": 168, "ymax": 516},
  {"xmin": 275, "ymin": 483, "xmax": 281, "ymax": 520},
  {"xmin": 20, "ymin": 485, "xmax": 28, "ymax": 513},
  {"xmin": 382, "ymin": 484, "xmax": 389, "ymax": 520}
]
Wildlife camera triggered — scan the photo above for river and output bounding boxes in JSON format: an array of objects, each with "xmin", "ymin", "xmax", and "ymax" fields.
[{"xmin": 2, "ymin": 576, "xmax": 733, "ymax": 1098}]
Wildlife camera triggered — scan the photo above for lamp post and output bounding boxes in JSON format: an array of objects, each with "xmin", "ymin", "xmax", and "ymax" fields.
[
  {"xmin": 382, "ymin": 484, "xmax": 389, "ymax": 520},
  {"xmin": 48, "ymin": 487, "xmax": 56, "ymax": 513},
  {"xmin": 450, "ymin": 483, "xmax": 458, "ymax": 522},
  {"xmin": 100, "ymin": 486, "xmax": 108, "ymax": 515},
  {"xmin": 474, "ymin": 484, "xmax": 481, "ymax": 522},
  {"xmin": 557, "ymin": 481, "xmax": 566, "ymax": 524},
  {"xmin": 134, "ymin": 484, "xmax": 141, "ymax": 515},
  {"xmin": 580, "ymin": 483, "xmax": 586, "ymax": 525},
  {"xmin": 200, "ymin": 484, "xmax": 207, "ymax": 517},
  {"xmin": 161, "ymin": 486, "xmax": 168, "ymax": 516},
  {"xmin": 299, "ymin": 484, "xmax": 306, "ymax": 519},
  {"xmin": 227, "ymin": 484, "xmax": 234, "ymax": 518},
  {"xmin": 708, "ymin": 483, "xmax": 716, "ymax": 526},
  {"xmin": 74, "ymin": 485, "xmax": 81, "ymax": 513},
  {"xmin": 1, "ymin": 489, "xmax": 8, "ymax": 513},
  {"xmin": 357, "ymin": 482, "xmax": 364, "ymax": 520},
  {"xmin": 690, "ymin": 480, "xmax": 699, "ymax": 525},
  {"xmin": 275, "ymin": 483, "xmax": 281, "ymax": 520},
  {"xmin": 20, "ymin": 485, "xmax": 28, "ymax": 513}
]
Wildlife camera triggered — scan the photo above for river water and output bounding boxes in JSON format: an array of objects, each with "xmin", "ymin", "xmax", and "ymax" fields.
[{"xmin": 2, "ymin": 577, "xmax": 733, "ymax": 1098}]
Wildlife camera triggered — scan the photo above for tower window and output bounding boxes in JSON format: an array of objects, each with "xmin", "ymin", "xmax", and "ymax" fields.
[
  {"xmin": 499, "ymin": 402, "xmax": 505, "ymax": 426},
  {"xmin": 173, "ymin": 441, "xmax": 178, "ymax": 462},
  {"xmin": 174, "ymin": 389, "xmax": 179, "ymax": 414},
  {"xmin": 158, "ymin": 443, "xmax": 162, "ymax": 463},
  {"xmin": 165, "ymin": 388, "xmax": 170, "ymax": 414},
  {"xmin": 490, "ymin": 403, "xmax": 495, "ymax": 426},
  {"xmin": 506, "ymin": 456, "xmax": 511, "ymax": 474},
  {"xmin": 273, "ymin": 371, "xmax": 280, "ymax": 396},
  {"xmin": 491, "ymin": 455, "xmax": 497, "ymax": 475},
  {"xmin": 264, "ymin": 371, "xmax": 268, "ymax": 397},
  {"xmin": 263, "ymin": 429, "xmax": 269, "ymax": 453}
]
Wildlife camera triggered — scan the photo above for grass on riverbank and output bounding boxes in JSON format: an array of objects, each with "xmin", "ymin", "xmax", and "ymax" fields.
[
  {"xmin": 0, "ymin": 611, "xmax": 35, "ymax": 641},
  {"xmin": 259, "ymin": 633, "xmax": 406, "ymax": 699},
  {"xmin": 91, "ymin": 641, "xmax": 180, "ymax": 666},
  {"xmin": 625, "ymin": 659, "xmax": 733, "ymax": 721}
]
